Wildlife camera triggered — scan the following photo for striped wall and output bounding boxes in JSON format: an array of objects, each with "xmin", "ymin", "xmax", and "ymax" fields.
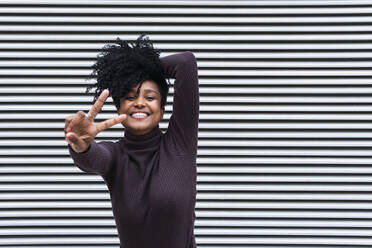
[{"xmin": 1, "ymin": 1, "xmax": 372, "ymax": 247}]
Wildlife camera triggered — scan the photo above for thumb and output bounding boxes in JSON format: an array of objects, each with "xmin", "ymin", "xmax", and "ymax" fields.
[
  {"xmin": 65, "ymin": 132, "xmax": 89, "ymax": 152},
  {"xmin": 66, "ymin": 132, "xmax": 80, "ymax": 144}
]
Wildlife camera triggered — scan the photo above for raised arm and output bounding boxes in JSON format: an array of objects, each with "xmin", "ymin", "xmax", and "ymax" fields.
[
  {"xmin": 160, "ymin": 51, "xmax": 199, "ymax": 155},
  {"xmin": 65, "ymin": 89, "xmax": 126, "ymax": 178}
]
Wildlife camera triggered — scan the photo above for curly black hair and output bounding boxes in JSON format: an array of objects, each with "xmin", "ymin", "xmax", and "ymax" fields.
[{"xmin": 86, "ymin": 34, "xmax": 169, "ymax": 110}]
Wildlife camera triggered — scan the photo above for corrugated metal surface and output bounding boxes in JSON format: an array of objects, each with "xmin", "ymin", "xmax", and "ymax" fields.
[{"xmin": 1, "ymin": 0, "xmax": 372, "ymax": 247}]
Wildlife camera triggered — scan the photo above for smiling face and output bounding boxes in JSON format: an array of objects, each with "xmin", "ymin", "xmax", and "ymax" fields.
[{"xmin": 118, "ymin": 80, "xmax": 165, "ymax": 135}]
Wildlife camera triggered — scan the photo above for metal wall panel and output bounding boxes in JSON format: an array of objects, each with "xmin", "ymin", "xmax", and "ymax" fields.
[{"xmin": 1, "ymin": 0, "xmax": 372, "ymax": 247}]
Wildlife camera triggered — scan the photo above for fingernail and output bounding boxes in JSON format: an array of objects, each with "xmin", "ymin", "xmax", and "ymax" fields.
[{"xmin": 66, "ymin": 133, "xmax": 76, "ymax": 142}]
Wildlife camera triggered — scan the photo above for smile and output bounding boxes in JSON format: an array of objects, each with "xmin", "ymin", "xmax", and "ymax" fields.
[{"xmin": 130, "ymin": 112, "xmax": 149, "ymax": 119}]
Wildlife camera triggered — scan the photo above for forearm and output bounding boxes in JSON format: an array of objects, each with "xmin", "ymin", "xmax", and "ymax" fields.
[{"xmin": 69, "ymin": 140, "xmax": 114, "ymax": 177}]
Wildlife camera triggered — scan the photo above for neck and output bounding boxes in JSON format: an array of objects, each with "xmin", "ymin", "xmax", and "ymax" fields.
[{"xmin": 124, "ymin": 126, "xmax": 162, "ymax": 150}]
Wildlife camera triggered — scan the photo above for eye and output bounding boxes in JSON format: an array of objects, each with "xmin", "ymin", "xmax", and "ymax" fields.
[
  {"xmin": 146, "ymin": 96, "xmax": 154, "ymax": 101},
  {"xmin": 125, "ymin": 96, "xmax": 135, "ymax": 101}
]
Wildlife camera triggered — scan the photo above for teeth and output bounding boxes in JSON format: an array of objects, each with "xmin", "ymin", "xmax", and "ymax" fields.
[{"xmin": 132, "ymin": 113, "xmax": 148, "ymax": 118}]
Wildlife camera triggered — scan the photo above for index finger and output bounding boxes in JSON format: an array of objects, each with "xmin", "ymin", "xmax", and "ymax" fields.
[
  {"xmin": 89, "ymin": 89, "xmax": 109, "ymax": 118},
  {"xmin": 96, "ymin": 114, "xmax": 127, "ymax": 133}
]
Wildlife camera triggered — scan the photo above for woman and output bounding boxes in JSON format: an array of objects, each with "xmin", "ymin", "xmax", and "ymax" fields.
[{"xmin": 64, "ymin": 34, "xmax": 199, "ymax": 248}]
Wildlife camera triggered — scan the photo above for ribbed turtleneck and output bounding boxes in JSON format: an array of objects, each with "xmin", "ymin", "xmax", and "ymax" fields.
[
  {"xmin": 69, "ymin": 52, "xmax": 198, "ymax": 248},
  {"xmin": 124, "ymin": 125, "xmax": 162, "ymax": 151}
]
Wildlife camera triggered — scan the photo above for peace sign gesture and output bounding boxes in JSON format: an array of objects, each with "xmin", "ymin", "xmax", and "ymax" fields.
[{"xmin": 64, "ymin": 89, "xmax": 127, "ymax": 153}]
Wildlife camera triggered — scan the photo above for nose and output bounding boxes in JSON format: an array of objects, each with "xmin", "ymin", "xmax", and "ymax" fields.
[{"xmin": 134, "ymin": 96, "xmax": 145, "ymax": 108}]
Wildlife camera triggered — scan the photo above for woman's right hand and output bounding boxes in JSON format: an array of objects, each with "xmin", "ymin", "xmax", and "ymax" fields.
[{"xmin": 64, "ymin": 89, "xmax": 127, "ymax": 153}]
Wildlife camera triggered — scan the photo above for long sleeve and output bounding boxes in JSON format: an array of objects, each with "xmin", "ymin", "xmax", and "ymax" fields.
[
  {"xmin": 160, "ymin": 51, "xmax": 199, "ymax": 155},
  {"xmin": 68, "ymin": 141, "xmax": 116, "ymax": 179}
]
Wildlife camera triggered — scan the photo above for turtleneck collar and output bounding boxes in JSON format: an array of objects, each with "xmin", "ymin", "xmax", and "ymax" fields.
[{"xmin": 123, "ymin": 125, "xmax": 162, "ymax": 151}]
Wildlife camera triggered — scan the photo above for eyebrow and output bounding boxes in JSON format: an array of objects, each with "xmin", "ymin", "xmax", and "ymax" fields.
[
  {"xmin": 129, "ymin": 89, "xmax": 160, "ymax": 95},
  {"xmin": 144, "ymin": 89, "xmax": 160, "ymax": 94}
]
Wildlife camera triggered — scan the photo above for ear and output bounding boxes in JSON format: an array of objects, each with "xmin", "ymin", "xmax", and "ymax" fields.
[{"xmin": 160, "ymin": 107, "xmax": 165, "ymax": 120}]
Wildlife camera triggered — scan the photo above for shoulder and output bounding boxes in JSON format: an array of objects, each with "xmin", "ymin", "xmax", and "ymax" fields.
[{"xmin": 162, "ymin": 128, "xmax": 197, "ymax": 156}]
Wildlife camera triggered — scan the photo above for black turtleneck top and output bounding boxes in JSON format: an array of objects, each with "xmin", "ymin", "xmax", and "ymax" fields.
[{"xmin": 68, "ymin": 51, "xmax": 199, "ymax": 248}]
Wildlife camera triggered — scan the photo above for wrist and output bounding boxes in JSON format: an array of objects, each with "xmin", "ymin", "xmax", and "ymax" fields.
[{"xmin": 70, "ymin": 144, "xmax": 91, "ymax": 154}]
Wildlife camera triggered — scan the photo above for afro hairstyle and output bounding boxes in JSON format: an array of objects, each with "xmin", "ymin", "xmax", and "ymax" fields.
[{"xmin": 86, "ymin": 34, "xmax": 169, "ymax": 110}]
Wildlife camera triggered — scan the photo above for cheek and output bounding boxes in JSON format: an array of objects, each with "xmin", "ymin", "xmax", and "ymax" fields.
[
  {"xmin": 118, "ymin": 104, "xmax": 129, "ymax": 114},
  {"xmin": 154, "ymin": 105, "xmax": 163, "ymax": 118}
]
